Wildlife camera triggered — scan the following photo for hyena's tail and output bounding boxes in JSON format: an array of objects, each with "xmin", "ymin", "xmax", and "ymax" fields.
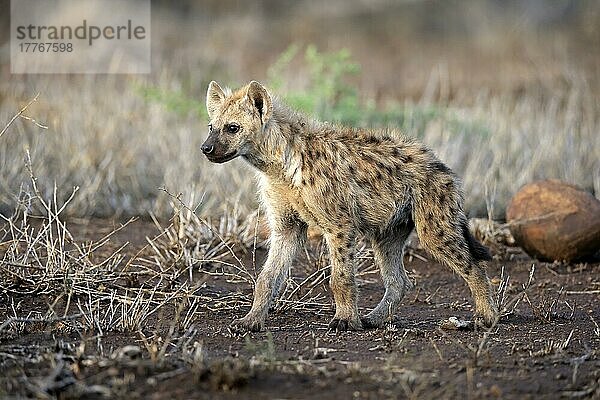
[
  {"xmin": 411, "ymin": 162, "xmax": 492, "ymax": 266},
  {"xmin": 462, "ymin": 222, "xmax": 492, "ymax": 261}
]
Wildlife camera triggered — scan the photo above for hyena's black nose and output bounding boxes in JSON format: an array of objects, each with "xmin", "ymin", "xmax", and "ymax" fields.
[{"xmin": 201, "ymin": 144, "xmax": 214, "ymax": 155}]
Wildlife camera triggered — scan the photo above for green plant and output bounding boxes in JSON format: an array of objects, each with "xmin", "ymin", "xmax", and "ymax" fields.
[
  {"xmin": 266, "ymin": 45, "xmax": 492, "ymax": 139},
  {"xmin": 268, "ymin": 44, "xmax": 362, "ymax": 124},
  {"xmin": 135, "ymin": 84, "xmax": 207, "ymax": 119}
]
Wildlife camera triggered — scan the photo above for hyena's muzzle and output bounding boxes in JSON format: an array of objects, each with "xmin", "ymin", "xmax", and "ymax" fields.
[{"xmin": 201, "ymin": 132, "xmax": 238, "ymax": 163}]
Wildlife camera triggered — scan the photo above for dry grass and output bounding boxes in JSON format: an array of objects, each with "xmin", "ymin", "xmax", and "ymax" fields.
[
  {"xmin": 440, "ymin": 81, "xmax": 600, "ymax": 216},
  {"xmin": 1, "ymin": 69, "xmax": 597, "ymax": 220},
  {"xmin": 0, "ymin": 154, "xmax": 371, "ymax": 340},
  {"xmin": 0, "ymin": 73, "xmax": 257, "ymax": 218},
  {"xmin": 1, "ymin": 3, "xmax": 599, "ymax": 220},
  {"xmin": 1, "ymin": 154, "xmax": 597, "ymax": 399},
  {"xmin": 0, "ymin": 160, "xmax": 435, "ymax": 398},
  {"xmin": 1, "ymin": 4, "xmax": 599, "ymax": 397}
]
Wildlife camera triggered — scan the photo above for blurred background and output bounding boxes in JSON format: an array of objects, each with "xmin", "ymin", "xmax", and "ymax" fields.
[{"xmin": 0, "ymin": 0, "xmax": 598, "ymax": 219}]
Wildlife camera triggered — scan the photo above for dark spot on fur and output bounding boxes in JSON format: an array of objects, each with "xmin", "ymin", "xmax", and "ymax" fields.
[
  {"xmin": 336, "ymin": 232, "xmax": 344, "ymax": 239},
  {"xmin": 376, "ymin": 171, "xmax": 383, "ymax": 179},
  {"xmin": 366, "ymin": 136, "xmax": 381, "ymax": 144},
  {"xmin": 349, "ymin": 165, "xmax": 356, "ymax": 174},
  {"xmin": 430, "ymin": 160, "xmax": 452, "ymax": 174},
  {"xmin": 357, "ymin": 176, "xmax": 370, "ymax": 187},
  {"xmin": 309, "ymin": 176, "xmax": 315, "ymax": 185}
]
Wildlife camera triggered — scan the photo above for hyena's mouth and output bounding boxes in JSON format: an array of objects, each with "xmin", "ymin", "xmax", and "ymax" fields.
[{"xmin": 205, "ymin": 151, "xmax": 239, "ymax": 163}]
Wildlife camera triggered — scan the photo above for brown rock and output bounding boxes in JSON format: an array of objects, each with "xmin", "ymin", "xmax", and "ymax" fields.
[{"xmin": 506, "ymin": 180, "xmax": 600, "ymax": 262}]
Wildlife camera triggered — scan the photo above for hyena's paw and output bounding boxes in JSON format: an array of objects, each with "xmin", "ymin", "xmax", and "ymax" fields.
[
  {"xmin": 360, "ymin": 314, "xmax": 384, "ymax": 330},
  {"xmin": 328, "ymin": 317, "xmax": 363, "ymax": 332},
  {"xmin": 474, "ymin": 307, "xmax": 499, "ymax": 329},
  {"xmin": 230, "ymin": 315, "xmax": 264, "ymax": 333}
]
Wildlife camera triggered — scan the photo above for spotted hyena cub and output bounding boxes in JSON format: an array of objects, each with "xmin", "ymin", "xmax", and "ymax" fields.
[{"xmin": 202, "ymin": 80, "xmax": 498, "ymax": 332}]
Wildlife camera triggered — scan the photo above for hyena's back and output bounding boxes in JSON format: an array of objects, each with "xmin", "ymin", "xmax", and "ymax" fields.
[{"xmin": 293, "ymin": 129, "xmax": 458, "ymax": 238}]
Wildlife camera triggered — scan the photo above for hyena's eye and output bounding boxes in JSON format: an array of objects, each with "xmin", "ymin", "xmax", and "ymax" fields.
[
  {"xmin": 208, "ymin": 123, "xmax": 213, "ymax": 132},
  {"xmin": 225, "ymin": 123, "xmax": 241, "ymax": 134}
]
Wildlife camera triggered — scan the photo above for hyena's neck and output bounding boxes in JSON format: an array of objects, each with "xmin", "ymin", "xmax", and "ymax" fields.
[{"xmin": 243, "ymin": 101, "xmax": 314, "ymax": 184}]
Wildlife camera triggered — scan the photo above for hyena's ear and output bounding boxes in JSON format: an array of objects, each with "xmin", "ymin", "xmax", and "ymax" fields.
[
  {"xmin": 206, "ymin": 81, "xmax": 226, "ymax": 119},
  {"xmin": 246, "ymin": 81, "xmax": 272, "ymax": 124}
]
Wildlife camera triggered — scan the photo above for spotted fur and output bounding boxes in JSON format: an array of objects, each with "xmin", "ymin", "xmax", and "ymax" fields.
[{"xmin": 202, "ymin": 81, "xmax": 498, "ymax": 332}]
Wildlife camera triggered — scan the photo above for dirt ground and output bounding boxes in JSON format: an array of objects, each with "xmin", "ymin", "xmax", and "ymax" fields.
[{"xmin": 1, "ymin": 219, "xmax": 599, "ymax": 399}]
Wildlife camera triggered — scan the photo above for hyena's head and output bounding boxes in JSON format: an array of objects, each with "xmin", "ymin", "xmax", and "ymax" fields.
[{"xmin": 202, "ymin": 80, "xmax": 272, "ymax": 163}]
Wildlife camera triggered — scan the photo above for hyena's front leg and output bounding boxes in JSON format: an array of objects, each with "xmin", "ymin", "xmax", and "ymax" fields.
[
  {"xmin": 231, "ymin": 218, "xmax": 307, "ymax": 332},
  {"xmin": 325, "ymin": 230, "xmax": 362, "ymax": 331}
]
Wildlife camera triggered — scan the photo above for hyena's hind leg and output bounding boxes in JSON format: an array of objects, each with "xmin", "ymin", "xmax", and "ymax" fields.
[
  {"xmin": 361, "ymin": 220, "xmax": 414, "ymax": 329},
  {"xmin": 414, "ymin": 206, "xmax": 498, "ymax": 327}
]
